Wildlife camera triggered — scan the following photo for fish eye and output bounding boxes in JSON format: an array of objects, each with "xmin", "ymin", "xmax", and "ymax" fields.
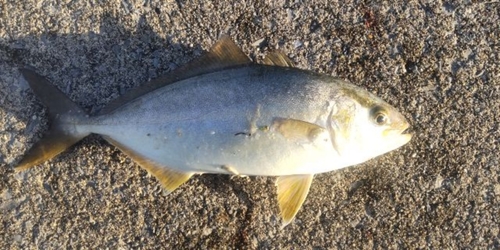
[
  {"xmin": 375, "ymin": 113, "xmax": 387, "ymax": 125},
  {"xmin": 370, "ymin": 106, "xmax": 389, "ymax": 125}
]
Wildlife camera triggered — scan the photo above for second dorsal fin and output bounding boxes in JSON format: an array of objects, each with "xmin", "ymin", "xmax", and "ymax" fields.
[
  {"xmin": 183, "ymin": 35, "xmax": 252, "ymax": 72},
  {"xmin": 263, "ymin": 51, "xmax": 295, "ymax": 67},
  {"xmin": 100, "ymin": 35, "xmax": 251, "ymax": 114}
]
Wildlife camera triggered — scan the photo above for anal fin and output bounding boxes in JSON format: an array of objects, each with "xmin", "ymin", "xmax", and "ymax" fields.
[
  {"xmin": 276, "ymin": 174, "xmax": 314, "ymax": 227},
  {"xmin": 103, "ymin": 136, "xmax": 192, "ymax": 193},
  {"xmin": 144, "ymin": 162, "xmax": 192, "ymax": 194}
]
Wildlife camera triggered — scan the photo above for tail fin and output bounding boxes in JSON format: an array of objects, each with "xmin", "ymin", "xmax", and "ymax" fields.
[{"xmin": 15, "ymin": 69, "xmax": 90, "ymax": 171}]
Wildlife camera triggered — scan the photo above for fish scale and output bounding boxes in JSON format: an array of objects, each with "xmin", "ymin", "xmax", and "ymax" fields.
[{"xmin": 86, "ymin": 66, "xmax": 339, "ymax": 176}]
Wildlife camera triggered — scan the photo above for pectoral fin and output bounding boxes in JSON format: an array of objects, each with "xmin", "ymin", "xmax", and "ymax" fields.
[
  {"xmin": 272, "ymin": 118, "xmax": 328, "ymax": 143},
  {"xmin": 103, "ymin": 136, "xmax": 192, "ymax": 193},
  {"xmin": 276, "ymin": 174, "xmax": 314, "ymax": 227}
]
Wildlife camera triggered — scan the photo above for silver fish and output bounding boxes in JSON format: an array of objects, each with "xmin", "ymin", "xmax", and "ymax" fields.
[{"xmin": 15, "ymin": 36, "xmax": 412, "ymax": 226}]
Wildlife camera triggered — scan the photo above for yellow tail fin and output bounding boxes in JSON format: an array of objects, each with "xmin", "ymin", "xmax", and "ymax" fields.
[{"xmin": 15, "ymin": 69, "xmax": 90, "ymax": 171}]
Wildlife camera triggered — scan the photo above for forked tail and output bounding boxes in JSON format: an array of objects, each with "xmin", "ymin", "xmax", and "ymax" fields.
[{"xmin": 15, "ymin": 69, "xmax": 90, "ymax": 171}]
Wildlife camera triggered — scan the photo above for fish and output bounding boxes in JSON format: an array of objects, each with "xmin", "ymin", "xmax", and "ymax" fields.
[{"xmin": 15, "ymin": 36, "xmax": 412, "ymax": 227}]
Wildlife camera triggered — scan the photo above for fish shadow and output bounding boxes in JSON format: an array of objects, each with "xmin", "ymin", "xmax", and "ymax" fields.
[
  {"xmin": 0, "ymin": 13, "xmax": 208, "ymax": 165},
  {"xmin": 1, "ymin": 12, "xmax": 207, "ymax": 115}
]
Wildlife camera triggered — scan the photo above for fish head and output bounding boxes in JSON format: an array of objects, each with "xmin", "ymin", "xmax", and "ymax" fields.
[{"xmin": 327, "ymin": 85, "xmax": 412, "ymax": 164}]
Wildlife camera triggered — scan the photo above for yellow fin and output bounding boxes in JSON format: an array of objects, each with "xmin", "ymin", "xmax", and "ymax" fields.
[
  {"xmin": 142, "ymin": 161, "xmax": 192, "ymax": 194},
  {"xmin": 103, "ymin": 136, "xmax": 192, "ymax": 193},
  {"xmin": 221, "ymin": 165, "xmax": 240, "ymax": 175},
  {"xmin": 272, "ymin": 118, "xmax": 327, "ymax": 143},
  {"xmin": 15, "ymin": 69, "xmax": 90, "ymax": 171},
  {"xmin": 15, "ymin": 130, "xmax": 84, "ymax": 172},
  {"xmin": 101, "ymin": 35, "xmax": 251, "ymax": 114},
  {"xmin": 276, "ymin": 174, "xmax": 314, "ymax": 227},
  {"xmin": 196, "ymin": 35, "xmax": 252, "ymax": 69},
  {"xmin": 263, "ymin": 51, "xmax": 295, "ymax": 67}
]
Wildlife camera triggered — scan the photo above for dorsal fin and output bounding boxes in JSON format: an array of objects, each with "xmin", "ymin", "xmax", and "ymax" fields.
[
  {"xmin": 181, "ymin": 35, "xmax": 252, "ymax": 73},
  {"xmin": 100, "ymin": 35, "xmax": 251, "ymax": 114},
  {"xmin": 263, "ymin": 51, "xmax": 295, "ymax": 67}
]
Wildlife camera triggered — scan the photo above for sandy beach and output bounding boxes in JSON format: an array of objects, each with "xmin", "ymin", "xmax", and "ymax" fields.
[{"xmin": 1, "ymin": 1, "xmax": 499, "ymax": 248}]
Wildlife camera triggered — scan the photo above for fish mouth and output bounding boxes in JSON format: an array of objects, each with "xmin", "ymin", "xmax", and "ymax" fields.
[
  {"xmin": 399, "ymin": 124, "xmax": 413, "ymax": 143},
  {"xmin": 385, "ymin": 123, "xmax": 412, "ymax": 136},
  {"xmin": 382, "ymin": 124, "xmax": 413, "ymax": 147},
  {"xmin": 400, "ymin": 124, "xmax": 413, "ymax": 135}
]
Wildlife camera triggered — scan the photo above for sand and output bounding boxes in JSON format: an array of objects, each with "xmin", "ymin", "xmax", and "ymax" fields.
[{"xmin": 1, "ymin": 0, "xmax": 499, "ymax": 248}]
